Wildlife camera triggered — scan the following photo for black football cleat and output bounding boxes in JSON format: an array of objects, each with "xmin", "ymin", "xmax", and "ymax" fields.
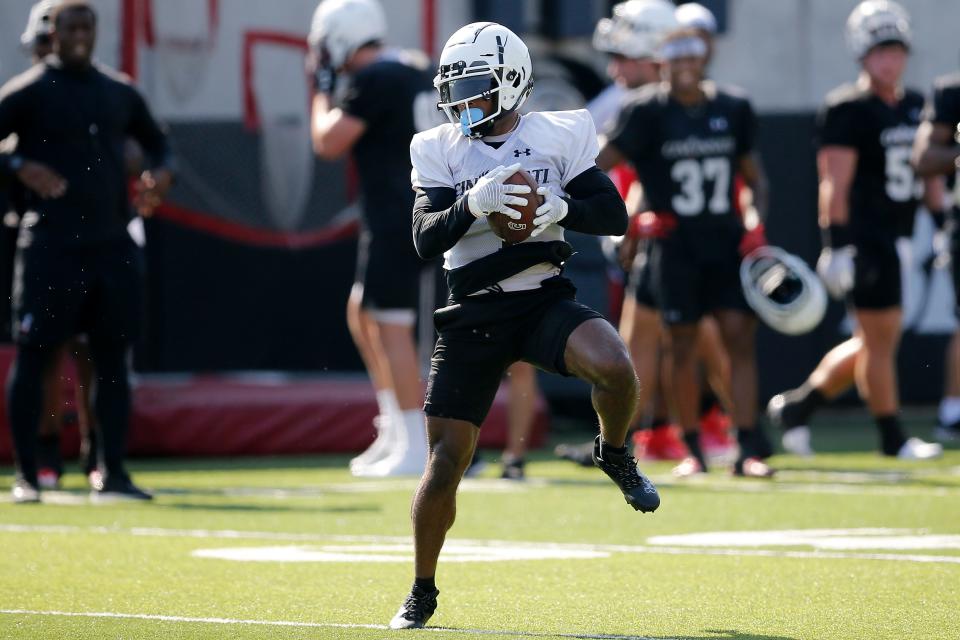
[
  {"xmin": 90, "ymin": 473, "xmax": 153, "ymax": 503},
  {"xmin": 500, "ymin": 457, "xmax": 526, "ymax": 481},
  {"xmin": 591, "ymin": 436, "xmax": 660, "ymax": 513},
  {"xmin": 389, "ymin": 585, "xmax": 439, "ymax": 629}
]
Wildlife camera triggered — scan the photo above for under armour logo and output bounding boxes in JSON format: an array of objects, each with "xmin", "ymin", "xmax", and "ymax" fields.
[{"xmin": 514, "ymin": 148, "xmax": 531, "ymax": 157}]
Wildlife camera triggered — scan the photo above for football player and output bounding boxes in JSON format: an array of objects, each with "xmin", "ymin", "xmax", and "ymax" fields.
[
  {"xmin": 308, "ymin": 0, "xmax": 434, "ymax": 476},
  {"xmin": 597, "ymin": 27, "xmax": 773, "ymax": 478},
  {"xmin": 557, "ymin": 0, "xmax": 733, "ymax": 466},
  {"xmin": 674, "ymin": 2, "xmax": 717, "ymax": 63},
  {"xmin": 1, "ymin": 0, "xmax": 173, "ymax": 503},
  {"xmin": 768, "ymin": 1, "xmax": 942, "ymax": 460},
  {"xmin": 390, "ymin": 22, "xmax": 658, "ymax": 629},
  {"xmin": 912, "ymin": 61, "xmax": 960, "ymax": 443},
  {"xmin": 9, "ymin": 0, "xmax": 101, "ymax": 491}
]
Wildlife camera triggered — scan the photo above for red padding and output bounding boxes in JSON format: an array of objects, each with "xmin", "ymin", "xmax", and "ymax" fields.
[{"xmin": 0, "ymin": 346, "xmax": 549, "ymax": 461}]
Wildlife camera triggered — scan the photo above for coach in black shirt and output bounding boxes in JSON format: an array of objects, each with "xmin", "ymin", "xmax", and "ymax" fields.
[{"xmin": 0, "ymin": 0, "xmax": 173, "ymax": 503}]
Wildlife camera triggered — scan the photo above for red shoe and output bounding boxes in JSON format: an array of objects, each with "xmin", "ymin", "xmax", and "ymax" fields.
[
  {"xmin": 632, "ymin": 425, "xmax": 688, "ymax": 461},
  {"xmin": 700, "ymin": 405, "xmax": 734, "ymax": 458}
]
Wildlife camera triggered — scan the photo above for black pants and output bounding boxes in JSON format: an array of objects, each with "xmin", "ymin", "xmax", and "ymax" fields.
[{"xmin": 7, "ymin": 237, "xmax": 143, "ymax": 483}]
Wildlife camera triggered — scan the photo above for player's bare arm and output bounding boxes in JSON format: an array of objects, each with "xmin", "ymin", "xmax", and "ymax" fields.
[{"xmin": 911, "ymin": 120, "xmax": 959, "ymax": 177}]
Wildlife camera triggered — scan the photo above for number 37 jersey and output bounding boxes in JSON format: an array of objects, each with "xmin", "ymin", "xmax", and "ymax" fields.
[
  {"xmin": 606, "ymin": 82, "xmax": 755, "ymax": 227},
  {"xmin": 818, "ymin": 83, "xmax": 924, "ymax": 241}
]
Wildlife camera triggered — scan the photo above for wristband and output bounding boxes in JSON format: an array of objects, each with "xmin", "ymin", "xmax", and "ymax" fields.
[{"xmin": 823, "ymin": 223, "xmax": 852, "ymax": 249}]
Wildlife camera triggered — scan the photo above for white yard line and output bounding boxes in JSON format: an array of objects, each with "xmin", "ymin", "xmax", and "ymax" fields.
[
  {"xmin": 0, "ymin": 609, "xmax": 658, "ymax": 639},
  {"xmin": 0, "ymin": 523, "xmax": 959, "ymax": 564}
]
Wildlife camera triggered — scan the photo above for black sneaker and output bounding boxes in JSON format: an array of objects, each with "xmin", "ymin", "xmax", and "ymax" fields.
[
  {"xmin": 389, "ymin": 585, "xmax": 439, "ymax": 629},
  {"xmin": 591, "ymin": 436, "xmax": 660, "ymax": 513},
  {"xmin": 90, "ymin": 474, "xmax": 153, "ymax": 503},
  {"xmin": 500, "ymin": 457, "xmax": 526, "ymax": 480},
  {"xmin": 11, "ymin": 476, "xmax": 40, "ymax": 504},
  {"xmin": 554, "ymin": 440, "xmax": 597, "ymax": 467}
]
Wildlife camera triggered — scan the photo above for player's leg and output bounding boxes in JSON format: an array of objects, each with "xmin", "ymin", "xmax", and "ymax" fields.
[
  {"xmin": 7, "ymin": 241, "xmax": 79, "ymax": 502},
  {"xmin": 87, "ymin": 239, "xmax": 151, "ymax": 501},
  {"xmin": 391, "ymin": 299, "xmax": 508, "ymax": 629},
  {"xmin": 561, "ymin": 317, "xmax": 659, "ymax": 512},
  {"xmin": 768, "ymin": 337, "xmax": 860, "ymax": 455},
  {"xmin": 667, "ymin": 322, "xmax": 709, "ymax": 474},
  {"xmin": 346, "ymin": 237, "xmax": 400, "ymax": 472},
  {"xmin": 360, "ymin": 237, "xmax": 427, "ymax": 476},
  {"xmin": 935, "ymin": 225, "xmax": 960, "ymax": 441},
  {"xmin": 851, "ymin": 243, "xmax": 939, "ymax": 459},
  {"xmin": 696, "ymin": 315, "xmax": 735, "ymax": 459},
  {"xmin": 502, "ymin": 361, "xmax": 536, "ymax": 479},
  {"xmin": 936, "ymin": 329, "xmax": 960, "ymax": 440},
  {"xmin": 714, "ymin": 308, "xmax": 772, "ymax": 475},
  {"xmin": 37, "ymin": 344, "xmax": 69, "ymax": 489},
  {"xmin": 70, "ymin": 337, "xmax": 100, "ymax": 485}
]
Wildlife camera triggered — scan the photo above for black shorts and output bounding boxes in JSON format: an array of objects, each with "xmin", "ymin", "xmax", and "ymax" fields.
[
  {"xmin": 13, "ymin": 236, "xmax": 143, "ymax": 348},
  {"xmin": 628, "ymin": 241, "xmax": 657, "ymax": 308},
  {"xmin": 424, "ymin": 276, "xmax": 604, "ymax": 427},
  {"xmin": 651, "ymin": 226, "xmax": 750, "ymax": 325},
  {"xmin": 849, "ymin": 241, "xmax": 901, "ymax": 310},
  {"xmin": 355, "ymin": 229, "xmax": 426, "ymax": 311}
]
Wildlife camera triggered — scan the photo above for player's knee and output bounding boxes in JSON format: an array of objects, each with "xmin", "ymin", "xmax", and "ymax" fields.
[
  {"xmin": 594, "ymin": 349, "xmax": 638, "ymax": 394},
  {"xmin": 425, "ymin": 442, "xmax": 470, "ymax": 490}
]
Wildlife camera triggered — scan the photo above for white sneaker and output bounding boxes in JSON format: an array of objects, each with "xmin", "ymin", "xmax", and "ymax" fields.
[
  {"xmin": 896, "ymin": 437, "xmax": 943, "ymax": 460},
  {"xmin": 350, "ymin": 416, "xmax": 394, "ymax": 473},
  {"xmin": 11, "ymin": 478, "xmax": 40, "ymax": 504},
  {"xmin": 782, "ymin": 425, "xmax": 815, "ymax": 457}
]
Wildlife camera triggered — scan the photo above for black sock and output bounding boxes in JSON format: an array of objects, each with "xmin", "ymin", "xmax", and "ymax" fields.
[
  {"xmin": 875, "ymin": 415, "xmax": 906, "ymax": 455},
  {"xmin": 414, "ymin": 577, "xmax": 436, "ymax": 594},
  {"xmin": 780, "ymin": 382, "xmax": 826, "ymax": 428},
  {"xmin": 737, "ymin": 426, "xmax": 758, "ymax": 459},
  {"xmin": 650, "ymin": 416, "xmax": 670, "ymax": 430},
  {"xmin": 682, "ymin": 431, "xmax": 708, "ymax": 471},
  {"xmin": 600, "ymin": 439, "xmax": 627, "ymax": 457},
  {"xmin": 699, "ymin": 390, "xmax": 719, "ymax": 416}
]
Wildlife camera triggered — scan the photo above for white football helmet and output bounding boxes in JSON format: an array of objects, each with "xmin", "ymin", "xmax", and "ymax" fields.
[
  {"xmin": 674, "ymin": 2, "xmax": 717, "ymax": 35},
  {"xmin": 740, "ymin": 246, "xmax": 827, "ymax": 336},
  {"xmin": 845, "ymin": 0, "xmax": 911, "ymax": 59},
  {"xmin": 309, "ymin": 0, "xmax": 387, "ymax": 69},
  {"xmin": 593, "ymin": 0, "xmax": 678, "ymax": 60},
  {"xmin": 434, "ymin": 22, "xmax": 533, "ymax": 139},
  {"xmin": 21, "ymin": 0, "xmax": 58, "ymax": 52}
]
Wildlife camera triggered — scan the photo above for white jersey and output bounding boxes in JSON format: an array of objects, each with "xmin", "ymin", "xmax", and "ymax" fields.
[
  {"xmin": 587, "ymin": 84, "xmax": 627, "ymax": 136},
  {"xmin": 410, "ymin": 109, "xmax": 599, "ymax": 292}
]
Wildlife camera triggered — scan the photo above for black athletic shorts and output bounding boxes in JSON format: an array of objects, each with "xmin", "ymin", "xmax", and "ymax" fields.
[
  {"xmin": 355, "ymin": 229, "xmax": 426, "ymax": 311},
  {"xmin": 628, "ymin": 241, "xmax": 657, "ymax": 308},
  {"xmin": 13, "ymin": 235, "xmax": 144, "ymax": 348},
  {"xmin": 651, "ymin": 225, "xmax": 750, "ymax": 325},
  {"xmin": 849, "ymin": 240, "xmax": 901, "ymax": 310},
  {"xmin": 424, "ymin": 276, "xmax": 604, "ymax": 427}
]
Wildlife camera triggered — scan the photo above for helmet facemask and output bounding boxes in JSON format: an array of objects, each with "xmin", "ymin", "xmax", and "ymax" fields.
[{"xmin": 436, "ymin": 62, "xmax": 504, "ymax": 138}]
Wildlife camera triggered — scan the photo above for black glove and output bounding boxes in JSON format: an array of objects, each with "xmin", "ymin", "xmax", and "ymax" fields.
[{"xmin": 314, "ymin": 63, "xmax": 337, "ymax": 95}]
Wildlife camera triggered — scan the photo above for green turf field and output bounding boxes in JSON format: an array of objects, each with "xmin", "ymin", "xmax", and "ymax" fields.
[{"xmin": 0, "ymin": 417, "xmax": 957, "ymax": 640}]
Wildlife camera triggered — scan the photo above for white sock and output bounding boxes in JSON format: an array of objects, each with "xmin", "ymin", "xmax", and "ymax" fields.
[
  {"xmin": 376, "ymin": 389, "xmax": 399, "ymax": 422},
  {"xmin": 401, "ymin": 409, "xmax": 427, "ymax": 454},
  {"xmin": 939, "ymin": 396, "xmax": 960, "ymax": 425}
]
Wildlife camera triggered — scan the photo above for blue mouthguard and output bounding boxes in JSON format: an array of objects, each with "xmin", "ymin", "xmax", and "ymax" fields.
[{"xmin": 460, "ymin": 108, "xmax": 485, "ymax": 136}]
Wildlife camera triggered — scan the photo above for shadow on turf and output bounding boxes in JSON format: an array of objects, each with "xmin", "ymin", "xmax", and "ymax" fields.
[
  {"xmin": 429, "ymin": 626, "xmax": 796, "ymax": 640},
  {"xmin": 155, "ymin": 501, "xmax": 380, "ymax": 514}
]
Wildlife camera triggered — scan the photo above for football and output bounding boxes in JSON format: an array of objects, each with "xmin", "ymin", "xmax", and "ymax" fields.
[{"xmin": 486, "ymin": 169, "xmax": 542, "ymax": 245}]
